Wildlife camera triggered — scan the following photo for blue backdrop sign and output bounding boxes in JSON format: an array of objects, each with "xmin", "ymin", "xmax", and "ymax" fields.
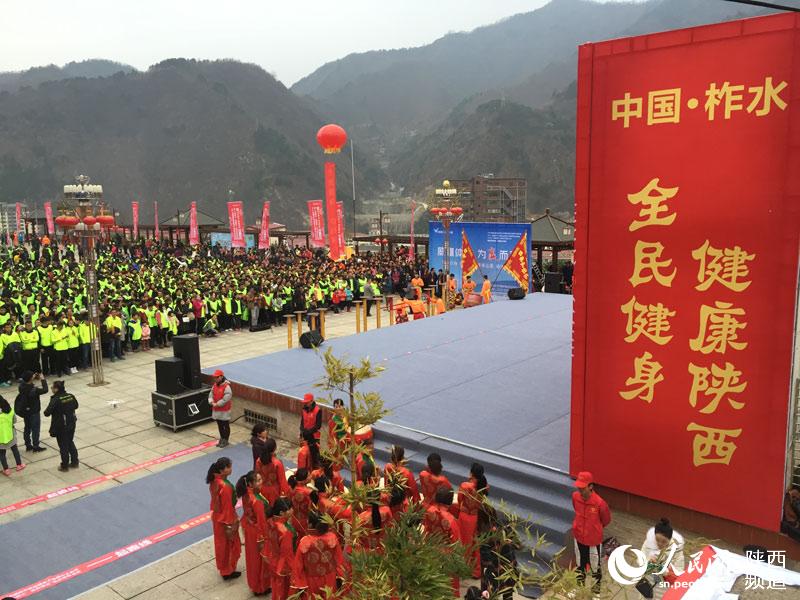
[
  {"xmin": 210, "ymin": 232, "xmax": 256, "ymax": 249},
  {"xmin": 428, "ymin": 221, "xmax": 532, "ymax": 295}
]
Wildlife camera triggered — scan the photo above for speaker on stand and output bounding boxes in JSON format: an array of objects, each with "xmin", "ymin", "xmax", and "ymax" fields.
[{"xmin": 172, "ymin": 334, "xmax": 201, "ymax": 389}]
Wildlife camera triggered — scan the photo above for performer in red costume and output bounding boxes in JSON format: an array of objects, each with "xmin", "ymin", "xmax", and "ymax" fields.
[
  {"xmin": 293, "ymin": 511, "xmax": 345, "ymax": 598},
  {"xmin": 264, "ymin": 498, "xmax": 296, "ymax": 600},
  {"xmin": 297, "ymin": 432, "xmax": 322, "ymax": 472},
  {"xmin": 383, "ymin": 445, "xmax": 420, "ymax": 504},
  {"xmin": 206, "ymin": 457, "xmax": 241, "ymax": 580},
  {"xmin": 290, "ymin": 468, "xmax": 314, "ymax": 539},
  {"xmin": 256, "ymin": 438, "xmax": 289, "ymax": 505},
  {"xmin": 419, "ymin": 453, "xmax": 452, "ymax": 506},
  {"xmin": 458, "ymin": 462, "xmax": 489, "ymax": 578},
  {"xmin": 423, "ymin": 487, "xmax": 462, "ymax": 597},
  {"xmin": 237, "ymin": 471, "xmax": 271, "ymax": 595}
]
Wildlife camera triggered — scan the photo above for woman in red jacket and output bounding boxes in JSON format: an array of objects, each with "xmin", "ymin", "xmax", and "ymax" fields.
[
  {"xmin": 384, "ymin": 445, "xmax": 420, "ymax": 504},
  {"xmin": 256, "ymin": 438, "xmax": 289, "ymax": 504},
  {"xmin": 290, "ymin": 468, "xmax": 314, "ymax": 539},
  {"xmin": 419, "ymin": 453, "xmax": 452, "ymax": 506},
  {"xmin": 206, "ymin": 457, "xmax": 241, "ymax": 580},
  {"xmin": 265, "ymin": 498, "xmax": 296, "ymax": 600},
  {"xmin": 293, "ymin": 511, "xmax": 345, "ymax": 598},
  {"xmin": 458, "ymin": 462, "xmax": 489, "ymax": 578},
  {"xmin": 237, "ymin": 471, "xmax": 270, "ymax": 596}
]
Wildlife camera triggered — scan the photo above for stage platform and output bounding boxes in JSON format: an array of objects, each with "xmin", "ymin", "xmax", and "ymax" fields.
[{"xmin": 206, "ymin": 293, "xmax": 572, "ymax": 472}]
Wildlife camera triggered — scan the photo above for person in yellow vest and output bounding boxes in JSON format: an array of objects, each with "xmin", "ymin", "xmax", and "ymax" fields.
[
  {"xmin": 0, "ymin": 395, "xmax": 25, "ymax": 475},
  {"xmin": 19, "ymin": 320, "xmax": 40, "ymax": 374},
  {"xmin": 78, "ymin": 313, "xmax": 92, "ymax": 369},
  {"xmin": 104, "ymin": 310, "xmax": 124, "ymax": 361},
  {"xmin": 167, "ymin": 310, "xmax": 179, "ymax": 340},
  {"xmin": 128, "ymin": 313, "xmax": 143, "ymax": 352},
  {"xmin": 3, "ymin": 324, "xmax": 23, "ymax": 381},
  {"xmin": 51, "ymin": 320, "xmax": 70, "ymax": 377},
  {"xmin": 481, "ymin": 275, "xmax": 492, "ymax": 304},
  {"xmin": 66, "ymin": 318, "xmax": 80, "ymax": 374},
  {"xmin": 37, "ymin": 318, "xmax": 54, "ymax": 377}
]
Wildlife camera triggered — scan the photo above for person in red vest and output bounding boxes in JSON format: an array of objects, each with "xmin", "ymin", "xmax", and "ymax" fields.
[
  {"xmin": 300, "ymin": 393, "xmax": 322, "ymax": 442},
  {"xmin": 256, "ymin": 438, "xmax": 289, "ymax": 505},
  {"xmin": 423, "ymin": 487, "xmax": 462, "ymax": 597},
  {"xmin": 384, "ymin": 445, "xmax": 420, "ymax": 504},
  {"xmin": 458, "ymin": 462, "xmax": 489, "ymax": 579},
  {"xmin": 290, "ymin": 468, "xmax": 314, "ymax": 539},
  {"xmin": 264, "ymin": 498, "xmax": 295, "ymax": 600},
  {"xmin": 237, "ymin": 470, "xmax": 270, "ymax": 596},
  {"xmin": 293, "ymin": 511, "xmax": 345, "ymax": 597},
  {"xmin": 572, "ymin": 471, "xmax": 611, "ymax": 595},
  {"xmin": 419, "ymin": 453, "xmax": 452, "ymax": 506},
  {"xmin": 206, "ymin": 457, "xmax": 241, "ymax": 580},
  {"xmin": 208, "ymin": 369, "xmax": 232, "ymax": 447}
]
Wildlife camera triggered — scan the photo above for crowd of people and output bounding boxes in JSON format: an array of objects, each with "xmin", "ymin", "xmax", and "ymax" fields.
[{"xmin": 0, "ymin": 234, "xmax": 433, "ymax": 384}]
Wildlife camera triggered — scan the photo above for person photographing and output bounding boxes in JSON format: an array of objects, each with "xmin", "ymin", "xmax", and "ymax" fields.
[{"xmin": 16, "ymin": 370, "xmax": 48, "ymax": 452}]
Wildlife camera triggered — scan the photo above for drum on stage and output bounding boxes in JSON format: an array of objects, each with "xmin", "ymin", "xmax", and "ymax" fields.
[
  {"xmin": 354, "ymin": 425, "xmax": 373, "ymax": 444},
  {"xmin": 463, "ymin": 292, "xmax": 483, "ymax": 307}
]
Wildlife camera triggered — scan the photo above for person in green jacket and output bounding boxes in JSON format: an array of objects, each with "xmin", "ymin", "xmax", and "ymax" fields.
[
  {"xmin": 66, "ymin": 318, "xmax": 80, "ymax": 374},
  {"xmin": 51, "ymin": 320, "xmax": 70, "ymax": 377},
  {"xmin": 0, "ymin": 395, "xmax": 25, "ymax": 475},
  {"xmin": 19, "ymin": 320, "xmax": 40, "ymax": 374},
  {"xmin": 37, "ymin": 318, "xmax": 54, "ymax": 377},
  {"xmin": 78, "ymin": 313, "xmax": 92, "ymax": 369},
  {"xmin": 128, "ymin": 313, "xmax": 143, "ymax": 352}
]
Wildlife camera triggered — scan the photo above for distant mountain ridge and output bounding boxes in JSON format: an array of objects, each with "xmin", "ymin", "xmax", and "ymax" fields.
[{"xmin": 0, "ymin": 59, "xmax": 136, "ymax": 94}]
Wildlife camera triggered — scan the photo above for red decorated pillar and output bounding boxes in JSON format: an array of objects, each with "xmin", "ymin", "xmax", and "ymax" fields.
[{"xmin": 316, "ymin": 124, "xmax": 347, "ymax": 260}]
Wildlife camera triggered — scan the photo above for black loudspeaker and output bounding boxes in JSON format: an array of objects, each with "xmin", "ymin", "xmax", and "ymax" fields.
[
  {"xmin": 544, "ymin": 272, "xmax": 563, "ymax": 294},
  {"xmin": 155, "ymin": 356, "xmax": 185, "ymax": 395},
  {"xmin": 299, "ymin": 331, "xmax": 324, "ymax": 349},
  {"xmin": 173, "ymin": 334, "xmax": 201, "ymax": 389},
  {"xmin": 507, "ymin": 287, "xmax": 526, "ymax": 300}
]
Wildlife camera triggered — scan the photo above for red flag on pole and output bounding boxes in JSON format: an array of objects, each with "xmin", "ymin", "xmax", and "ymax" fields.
[
  {"xmin": 44, "ymin": 202, "xmax": 55, "ymax": 235},
  {"xmin": 154, "ymin": 201, "xmax": 160, "ymax": 239},
  {"xmin": 324, "ymin": 162, "xmax": 341, "ymax": 260},
  {"xmin": 500, "ymin": 231, "xmax": 529, "ymax": 291},
  {"xmin": 131, "ymin": 201, "xmax": 139, "ymax": 239},
  {"xmin": 227, "ymin": 201, "xmax": 245, "ymax": 248},
  {"xmin": 308, "ymin": 200, "xmax": 325, "ymax": 247},
  {"xmin": 409, "ymin": 200, "xmax": 416, "ymax": 262},
  {"xmin": 189, "ymin": 201, "xmax": 199, "ymax": 246},
  {"xmin": 259, "ymin": 201, "xmax": 270, "ymax": 250},
  {"xmin": 461, "ymin": 230, "xmax": 479, "ymax": 284},
  {"xmin": 336, "ymin": 201, "xmax": 346, "ymax": 255}
]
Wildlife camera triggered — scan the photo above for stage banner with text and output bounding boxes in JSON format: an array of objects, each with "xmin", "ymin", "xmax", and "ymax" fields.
[
  {"xmin": 428, "ymin": 221, "xmax": 532, "ymax": 295},
  {"xmin": 189, "ymin": 201, "xmax": 199, "ymax": 246},
  {"xmin": 570, "ymin": 13, "xmax": 800, "ymax": 532},
  {"xmin": 210, "ymin": 232, "xmax": 255, "ymax": 249},
  {"xmin": 336, "ymin": 201, "xmax": 346, "ymax": 253},
  {"xmin": 259, "ymin": 201, "xmax": 270, "ymax": 250},
  {"xmin": 131, "ymin": 201, "xmax": 139, "ymax": 239},
  {"xmin": 308, "ymin": 200, "xmax": 325, "ymax": 247},
  {"xmin": 227, "ymin": 201, "xmax": 245, "ymax": 248}
]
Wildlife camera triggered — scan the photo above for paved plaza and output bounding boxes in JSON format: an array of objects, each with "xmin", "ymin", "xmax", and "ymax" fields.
[{"xmin": 0, "ymin": 303, "xmax": 797, "ymax": 599}]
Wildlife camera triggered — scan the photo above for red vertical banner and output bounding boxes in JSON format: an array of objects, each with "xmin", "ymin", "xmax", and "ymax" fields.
[
  {"xmin": 189, "ymin": 201, "xmax": 199, "ymax": 246},
  {"xmin": 131, "ymin": 201, "xmax": 139, "ymax": 239},
  {"xmin": 44, "ymin": 202, "xmax": 54, "ymax": 235},
  {"xmin": 324, "ymin": 162, "xmax": 341, "ymax": 260},
  {"xmin": 15, "ymin": 202, "xmax": 21, "ymax": 236},
  {"xmin": 259, "ymin": 201, "xmax": 270, "ymax": 250},
  {"xmin": 308, "ymin": 200, "xmax": 325, "ymax": 247},
  {"xmin": 227, "ymin": 201, "xmax": 245, "ymax": 248},
  {"xmin": 336, "ymin": 201, "xmax": 346, "ymax": 254},
  {"xmin": 571, "ymin": 13, "xmax": 800, "ymax": 532},
  {"xmin": 409, "ymin": 200, "xmax": 416, "ymax": 261},
  {"xmin": 154, "ymin": 201, "xmax": 160, "ymax": 239}
]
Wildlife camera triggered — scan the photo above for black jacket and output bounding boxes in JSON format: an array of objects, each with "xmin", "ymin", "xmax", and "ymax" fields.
[
  {"xmin": 44, "ymin": 391, "xmax": 79, "ymax": 436},
  {"xmin": 15, "ymin": 379, "xmax": 48, "ymax": 416}
]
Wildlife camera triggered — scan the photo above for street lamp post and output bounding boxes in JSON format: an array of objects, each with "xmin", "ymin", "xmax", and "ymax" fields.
[
  {"xmin": 431, "ymin": 180, "xmax": 463, "ymax": 309},
  {"xmin": 60, "ymin": 175, "xmax": 112, "ymax": 387}
]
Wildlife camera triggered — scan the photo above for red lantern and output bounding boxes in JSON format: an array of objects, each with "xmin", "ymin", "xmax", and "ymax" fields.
[
  {"xmin": 96, "ymin": 214, "xmax": 115, "ymax": 228},
  {"xmin": 451, "ymin": 207, "xmax": 463, "ymax": 216},
  {"xmin": 373, "ymin": 237, "xmax": 381, "ymax": 244},
  {"xmin": 83, "ymin": 215, "xmax": 97, "ymax": 227},
  {"xmin": 382, "ymin": 238, "xmax": 389, "ymax": 245},
  {"xmin": 430, "ymin": 207, "xmax": 440, "ymax": 216},
  {"xmin": 55, "ymin": 215, "xmax": 79, "ymax": 229},
  {"xmin": 316, "ymin": 124, "xmax": 348, "ymax": 154}
]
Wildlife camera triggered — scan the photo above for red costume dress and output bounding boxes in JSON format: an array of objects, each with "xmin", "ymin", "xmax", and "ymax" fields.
[
  {"xmin": 384, "ymin": 462, "xmax": 421, "ymax": 503},
  {"xmin": 242, "ymin": 488, "xmax": 270, "ymax": 594},
  {"xmin": 265, "ymin": 516, "xmax": 296, "ymax": 600},
  {"xmin": 424, "ymin": 503, "xmax": 463, "ymax": 597},
  {"xmin": 256, "ymin": 455, "xmax": 289, "ymax": 505},
  {"xmin": 419, "ymin": 470, "xmax": 453, "ymax": 505},
  {"xmin": 290, "ymin": 483, "xmax": 314, "ymax": 539},
  {"xmin": 210, "ymin": 474, "xmax": 241, "ymax": 577},
  {"xmin": 457, "ymin": 478, "xmax": 486, "ymax": 578},
  {"xmin": 357, "ymin": 505, "xmax": 393, "ymax": 553},
  {"xmin": 293, "ymin": 531, "xmax": 344, "ymax": 598},
  {"xmin": 355, "ymin": 452, "xmax": 375, "ymax": 482},
  {"xmin": 328, "ymin": 413, "xmax": 348, "ymax": 451}
]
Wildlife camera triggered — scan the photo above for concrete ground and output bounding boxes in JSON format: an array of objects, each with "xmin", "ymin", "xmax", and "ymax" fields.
[{"xmin": 0, "ymin": 301, "xmax": 796, "ymax": 599}]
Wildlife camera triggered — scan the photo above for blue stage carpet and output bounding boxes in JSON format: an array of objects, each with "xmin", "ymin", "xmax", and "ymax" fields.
[
  {"xmin": 0, "ymin": 443, "xmax": 253, "ymax": 600},
  {"xmin": 208, "ymin": 294, "xmax": 572, "ymax": 472}
]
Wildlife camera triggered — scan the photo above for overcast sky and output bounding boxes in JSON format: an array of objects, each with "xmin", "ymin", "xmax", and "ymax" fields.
[{"xmin": 0, "ymin": 0, "xmax": 594, "ymax": 86}]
